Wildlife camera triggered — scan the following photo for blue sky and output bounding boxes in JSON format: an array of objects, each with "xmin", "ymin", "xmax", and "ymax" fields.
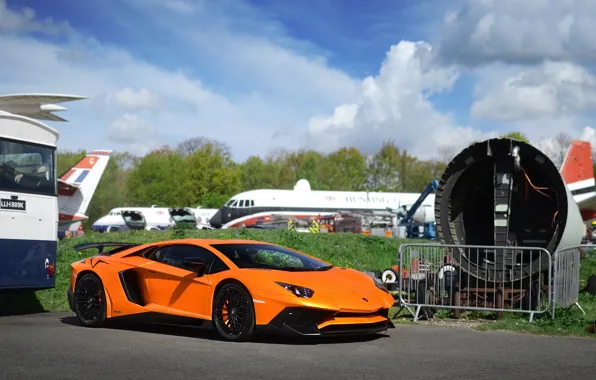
[{"xmin": 2, "ymin": 0, "xmax": 596, "ymax": 162}]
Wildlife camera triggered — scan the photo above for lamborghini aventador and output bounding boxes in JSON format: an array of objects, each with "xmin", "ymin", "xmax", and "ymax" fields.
[{"xmin": 67, "ymin": 238, "xmax": 396, "ymax": 341}]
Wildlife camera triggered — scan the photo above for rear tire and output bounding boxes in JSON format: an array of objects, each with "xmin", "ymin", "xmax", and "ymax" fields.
[
  {"xmin": 74, "ymin": 272, "xmax": 107, "ymax": 327},
  {"xmin": 212, "ymin": 283, "xmax": 255, "ymax": 342}
]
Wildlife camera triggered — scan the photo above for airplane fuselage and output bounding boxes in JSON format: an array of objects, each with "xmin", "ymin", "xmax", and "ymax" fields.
[
  {"xmin": 208, "ymin": 187, "xmax": 435, "ymax": 228},
  {"xmin": 92, "ymin": 207, "xmax": 218, "ymax": 232}
]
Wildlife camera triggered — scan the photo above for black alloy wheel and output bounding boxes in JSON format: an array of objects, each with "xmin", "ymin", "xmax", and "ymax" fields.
[
  {"xmin": 212, "ymin": 283, "xmax": 255, "ymax": 341},
  {"xmin": 74, "ymin": 272, "xmax": 107, "ymax": 327}
]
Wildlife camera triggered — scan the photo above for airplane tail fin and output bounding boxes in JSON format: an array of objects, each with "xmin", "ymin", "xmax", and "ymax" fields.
[
  {"xmin": 560, "ymin": 140, "xmax": 596, "ymax": 201},
  {"xmin": 58, "ymin": 150, "xmax": 112, "ymax": 230}
]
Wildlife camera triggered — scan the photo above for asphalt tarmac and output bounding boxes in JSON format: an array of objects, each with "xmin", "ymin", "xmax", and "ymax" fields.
[{"xmin": 0, "ymin": 312, "xmax": 594, "ymax": 380}]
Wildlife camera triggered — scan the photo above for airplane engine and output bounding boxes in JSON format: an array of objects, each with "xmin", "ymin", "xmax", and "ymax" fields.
[
  {"xmin": 409, "ymin": 206, "xmax": 428, "ymax": 223},
  {"xmin": 435, "ymin": 138, "xmax": 584, "ymax": 283}
]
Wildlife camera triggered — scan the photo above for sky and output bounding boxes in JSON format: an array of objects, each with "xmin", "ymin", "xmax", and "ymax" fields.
[{"xmin": 2, "ymin": 0, "xmax": 596, "ymax": 163}]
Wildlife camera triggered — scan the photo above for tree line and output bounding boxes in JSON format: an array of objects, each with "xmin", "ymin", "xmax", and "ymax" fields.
[{"xmin": 56, "ymin": 131, "xmax": 582, "ymax": 229}]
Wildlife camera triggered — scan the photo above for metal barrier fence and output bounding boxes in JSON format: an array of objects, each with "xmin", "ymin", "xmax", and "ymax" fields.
[
  {"xmin": 395, "ymin": 243, "xmax": 552, "ymax": 322},
  {"xmin": 551, "ymin": 245, "xmax": 588, "ymax": 319}
]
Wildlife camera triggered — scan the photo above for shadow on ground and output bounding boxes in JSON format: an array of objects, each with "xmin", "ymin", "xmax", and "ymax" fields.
[
  {"xmin": 0, "ymin": 291, "xmax": 47, "ymax": 317},
  {"xmin": 59, "ymin": 315, "xmax": 388, "ymax": 345}
]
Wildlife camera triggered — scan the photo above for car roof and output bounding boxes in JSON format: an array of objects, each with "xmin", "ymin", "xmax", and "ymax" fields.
[{"xmin": 159, "ymin": 238, "xmax": 275, "ymax": 245}]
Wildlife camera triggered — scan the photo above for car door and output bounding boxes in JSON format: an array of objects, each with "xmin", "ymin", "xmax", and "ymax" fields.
[{"xmin": 142, "ymin": 243, "xmax": 218, "ymax": 318}]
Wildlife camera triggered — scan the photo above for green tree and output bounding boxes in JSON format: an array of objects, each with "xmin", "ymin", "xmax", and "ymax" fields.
[
  {"xmin": 367, "ymin": 140, "xmax": 402, "ymax": 191},
  {"xmin": 125, "ymin": 148, "xmax": 189, "ymax": 206},
  {"xmin": 238, "ymin": 155, "xmax": 286, "ymax": 191},
  {"xmin": 56, "ymin": 149, "xmax": 86, "ymax": 177},
  {"xmin": 501, "ymin": 131, "xmax": 530, "ymax": 143},
  {"xmin": 319, "ymin": 147, "xmax": 368, "ymax": 191},
  {"xmin": 182, "ymin": 140, "xmax": 242, "ymax": 208},
  {"xmin": 278, "ymin": 149, "xmax": 328, "ymax": 189}
]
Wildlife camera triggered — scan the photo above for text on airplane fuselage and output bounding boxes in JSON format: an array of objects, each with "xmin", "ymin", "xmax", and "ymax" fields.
[{"xmin": 329, "ymin": 195, "xmax": 404, "ymax": 203}]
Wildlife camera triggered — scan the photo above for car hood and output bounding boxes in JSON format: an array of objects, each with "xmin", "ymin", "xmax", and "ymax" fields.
[{"xmin": 243, "ymin": 266, "xmax": 390, "ymax": 311}]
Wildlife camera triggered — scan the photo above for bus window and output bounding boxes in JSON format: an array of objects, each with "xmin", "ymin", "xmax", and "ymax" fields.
[{"xmin": 0, "ymin": 138, "xmax": 56, "ymax": 196}]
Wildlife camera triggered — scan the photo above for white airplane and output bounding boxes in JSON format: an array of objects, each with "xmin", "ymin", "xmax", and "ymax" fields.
[
  {"xmin": 0, "ymin": 93, "xmax": 111, "ymax": 238},
  {"xmin": 208, "ymin": 140, "xmax": 596, "ymax": 229},
  {"xmin": 58, "ymin": 150, "xmax": 112, "ymax": 236},
  {"xmin": 208, "ymin": 179, "xmax": 436, "ymax": 229},
  {"xmin": 91, "ymin": 206, "xmax": 219, "ymax": 232}
]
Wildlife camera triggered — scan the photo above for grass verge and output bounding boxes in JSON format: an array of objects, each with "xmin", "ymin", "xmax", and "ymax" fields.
[{"xmin": 471, "ymin": 252, "xmax": 596, "ymax": 338}]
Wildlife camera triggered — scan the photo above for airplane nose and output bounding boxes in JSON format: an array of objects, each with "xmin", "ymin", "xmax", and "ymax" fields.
[
  {"xmin": 91, "ymin": 217, "xmax": 107, "ymax": 232},
  {"xmin": 210, "ymin": 209, "xmax": 223, "ymax": 228}
]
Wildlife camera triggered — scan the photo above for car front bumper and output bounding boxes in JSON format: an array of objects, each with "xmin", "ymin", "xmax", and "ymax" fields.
[{"xmin": 260, "ymin": 307, "xmax": 395, "ymax": 337}]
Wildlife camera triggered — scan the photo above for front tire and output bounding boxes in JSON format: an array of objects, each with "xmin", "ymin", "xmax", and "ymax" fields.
[
  {"xmin": 74, "ymin": 272, "xmax": 107, "ymax": 327},
  {"xmin": 212, "ymin": 283, "xmax": 255, "ymax": 341}
]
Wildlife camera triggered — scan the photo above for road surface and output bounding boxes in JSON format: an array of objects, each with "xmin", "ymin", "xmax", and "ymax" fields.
[{"xmin": 0, "ymin": 312, "xmax": 593, "ymax": 380}]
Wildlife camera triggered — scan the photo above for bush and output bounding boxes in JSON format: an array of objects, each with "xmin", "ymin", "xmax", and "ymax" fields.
[{"xmin": 22, "ymin": 229, "xmax": 423, "ymax": 313}]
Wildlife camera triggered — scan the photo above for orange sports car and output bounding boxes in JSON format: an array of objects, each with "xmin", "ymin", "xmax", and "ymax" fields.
[{"xmin": 67, "ymin": 238, "xmax": 396, "ymax": 341}]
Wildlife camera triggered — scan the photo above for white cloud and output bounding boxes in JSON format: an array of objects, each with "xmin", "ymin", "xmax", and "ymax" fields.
[
  {"xmin": 0, "ymin": 1, "xmax": 360, "ymax": 159},
  {"xmin": 580, "ymin": 126, "xmax": 596, "ymax": 147},
  {"xmin": 3, "ymin": 0, "xmax": 595, "ymax": 166},
  {"xmin": 0, "ymin": 0, "xmax": 72, "ymax": 35},
  {"xmin": 0, "ymin": 0, "xmax": 368, "ymax": 160},
  {"xmin": 471, "ymin": 61, "xmax": 596, "ymax": 122},
  {"xmin": 437, "ymin": 0, "xmax": 596, "ymax": 66},
  {"xmin": 434, "ymin": 0, "xmax": 596, "ymax": 161},
  {"xmin": 109, "ymin": 113, "xmax": 156, "ymax": 144},
  {"xmin": 120, "ymin": 0, "xmax": 360, "ymax": 110},
  {"xmin": 111, "ymin": 88, "xmax": 162, "ymax": 111},
  {"xmin": 304, "ymin": 40, "xmax": 496, "ymax": 159}
]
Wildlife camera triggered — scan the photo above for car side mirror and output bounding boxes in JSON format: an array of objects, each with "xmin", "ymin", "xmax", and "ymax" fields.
[{"xmin": 182, "ymin": 258, "xmax": 206, "ymax": 276}]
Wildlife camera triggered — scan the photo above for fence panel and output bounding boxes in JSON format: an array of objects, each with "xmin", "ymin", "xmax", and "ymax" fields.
[
  {"xmin": 395, "ymin": 243, "xmax": 552, "ymax": 322},
  {"xmin": 551, "ymin": 245, "xmax": 588, "ymax": 319}
]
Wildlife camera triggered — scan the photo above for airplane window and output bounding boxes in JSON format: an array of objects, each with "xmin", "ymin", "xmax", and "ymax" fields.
[
  {"xmin": 250, "ymin": 200, "xmax": 254, "ymax": 207},
  {"xmin": 230, "ymin": 200, "xmax": 238, "ymax": 207},
  {"xmin": 239, "ymin": 200, "xmax": 244, "ymax": 207},
  {"xmin": 225, "ymin": 199, "xmax": 234, "ymax": 206}
]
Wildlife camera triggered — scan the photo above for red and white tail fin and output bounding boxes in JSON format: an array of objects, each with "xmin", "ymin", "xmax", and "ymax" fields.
[
  {"xmin": 560, "ymin": 140, "xmax": 595, "ymax": 200},
  {"xmin": 58, "ymin": 150, "xmax": 112, "ymax": 231}
]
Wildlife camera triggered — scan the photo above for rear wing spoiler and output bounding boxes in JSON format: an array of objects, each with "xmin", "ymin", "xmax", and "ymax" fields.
[{"xmin": 73, "ymin": 242, "xmax": 140, "ymax": 254}]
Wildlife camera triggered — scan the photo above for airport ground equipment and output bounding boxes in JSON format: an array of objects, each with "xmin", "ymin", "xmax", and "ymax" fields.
[{"xmin": 392, "ymin": 180, "xmax": 438, "ymax": 240}]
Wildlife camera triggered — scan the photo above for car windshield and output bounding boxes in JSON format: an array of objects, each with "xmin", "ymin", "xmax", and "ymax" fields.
[{"xmin": 210, "ymin": 243, "xmax": 332, "ymax": 271}]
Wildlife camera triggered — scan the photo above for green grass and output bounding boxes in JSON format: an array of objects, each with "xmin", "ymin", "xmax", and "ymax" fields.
[
  {"xmin": 0, "ymin": 228, "xmax": 422, "ymax": 314},
  {"xmin": 473, "ymin": 292, "xmax": 596, "ymax": 337}
]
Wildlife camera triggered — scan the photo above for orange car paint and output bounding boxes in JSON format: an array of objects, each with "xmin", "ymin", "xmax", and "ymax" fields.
[{"xmin": 69, "ymin": 238, "xmax": 395, "ymax": 330}]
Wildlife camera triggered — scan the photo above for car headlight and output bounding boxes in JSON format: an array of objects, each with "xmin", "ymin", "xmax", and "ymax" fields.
[
  {"xmin": 374, "ymin": 279, "xmax": 390, "ymax": 293},
  {"xmin": 275, "ymin": 282, "xmax": 315, "ymax": 298}
]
